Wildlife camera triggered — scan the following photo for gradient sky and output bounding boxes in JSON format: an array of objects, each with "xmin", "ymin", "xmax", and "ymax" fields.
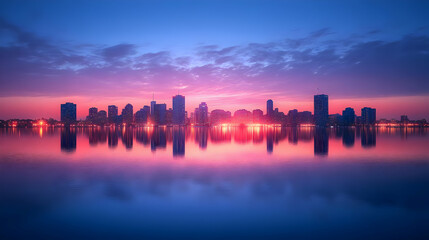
[{"xmin": 1, "ymin": 0, "xmax": 429, "ymax": 120}]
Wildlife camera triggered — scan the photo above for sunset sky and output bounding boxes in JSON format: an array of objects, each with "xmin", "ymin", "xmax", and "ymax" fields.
[{"xmin": 1, "ymin": 0, "xmax": 429, "ymax": 120}]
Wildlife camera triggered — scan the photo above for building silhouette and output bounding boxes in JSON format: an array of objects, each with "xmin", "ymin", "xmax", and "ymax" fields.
[
  {"xmin": 151, "ymin": 100, "xmax": 156, "ymax": 116},
  {"xmin": 122, "ymin": 104, "xmax": 134, "ymax": 124},
  {"xmin": 298, "ymin": 111, "xmax": 312, "ymax": 124},
  {"xmin": 195, "ymin": 102, "xmax": 208, "ymax": 125},
  {"xmin": 60, "ymin": 102, "xmax": 77, "ymax": 125},
  {"xmin": 361, "ymin": 107, "xmax": 376, "ymax": 125},
  {"xmin": 154, "ymin": 103, "xmax": 167, "ymax": 125},
  {"xmin": 267, "ymin": 99, "xmax": 274, "ymax": 121},
  {"xmin": 88, "ymin": 107, "xmax": 98, "ymax": 122},
  {"xmin": 173, "ymin": 95, "xmax": 185, "ymax": 125},
  {"xmin": 401, "ymin": 115, "xmax": 409, "ymax": 124},
  {"xmin": 288, "ymin": 109, "xmax": 298, "ymax": 126},
  {"xmin": 108, "ymin": 105, "xmax": 118, "ymax": 124},
  {"xmin": 97, "ymin": 110, "xmax": 107, "ymax": 125},
  {"xmin": 135, "ymin": 106, "xmax": 150, "ymax": 123},
  {"xmin": 342, "ymin": 107, "xmax": 355, "ymax": 126},
  {"xmin": 314, "ymin": 94, "xmax": 329, "ymax": 127}
]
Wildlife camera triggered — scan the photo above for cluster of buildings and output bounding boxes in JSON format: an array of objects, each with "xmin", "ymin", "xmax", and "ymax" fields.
[
  {"xmin": 58, "ymin": 94, "xmax": 396, "ymax": 127},
  {"xmin": 2, "ymin": 94, "xmax": 426, "ymax": 128}
]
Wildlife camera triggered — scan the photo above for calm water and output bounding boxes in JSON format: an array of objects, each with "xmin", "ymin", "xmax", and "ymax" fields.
[{"xmin": 1, "ymin": 126, "xmax": 429, "ymax": 240}]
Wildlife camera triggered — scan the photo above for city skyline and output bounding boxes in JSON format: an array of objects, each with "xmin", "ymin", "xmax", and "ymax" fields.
[
  {"xmin": 51, "ymin": 94, "xmax": 425, "ymax": 127},
  {"xmin": 1, "ymin": 0, "xmax": 429, "ymax": 120},
  {"xmin": 1, "ymin": 93, "xmax": 428, "ymax": 121}
]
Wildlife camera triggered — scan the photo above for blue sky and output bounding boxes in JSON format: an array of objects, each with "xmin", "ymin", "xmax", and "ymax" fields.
[{"xmin": 2, "ymin": 0, "xmax": 428, "ymax": 52}]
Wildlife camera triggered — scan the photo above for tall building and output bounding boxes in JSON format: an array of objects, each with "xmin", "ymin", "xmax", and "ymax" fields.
[
  {"xmin": 150, "ymin": 100, "xmax": 156, "ymax": 116},
  {"xmin": 122, "ymin": 104, "xmax": 133, "ymax": 124},
  {"xmin": 267, "ymin": 99, "xmax": 274, "ymax": 120},
  {"xmin": 88, "ymin": 107, "xmax": 98, "ymax": 122},
  {"xmin": 172, "ymin": 95, "xmax": 185, "ymax": 125},
  {"xmin": 401, "ymin": 115, "xmax": 409, "ymax": 124},
  {"xmin": 288, "ymin": 109, "xmax": 298, "ymax": 126},
  {"xmin": 60, "ymin": 102, "xmax": 77, "ymax": 125},
  {"xmin": 166, "ymin": 108, "xmax": 173, "ymax": 124},
  {"xmin": 108, "ymin": 105, "xmax": 118, "ymax": 124},
  {"xmin": 342, "ymin": 107, "xmax": 355, "ymax": 126},
  {"xmin": 314, "ymin": 94, "xmax": 329, "ymax": 127},
  {"xmin": 361, "ymin": 107, "xmax": 376, "ymax": 125},
  {"xmin": 196, "ymin": 102, "xmax": 208, "ymax": 125},
  {"xmin": 154, "ymin": 103, "xmax": 167, "ymax": 125}
]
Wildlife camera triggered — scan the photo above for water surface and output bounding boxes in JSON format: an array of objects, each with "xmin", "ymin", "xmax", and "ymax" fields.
[{"xmin": 1, "ymin": 126, "xmax": 428, "ymax": 239}]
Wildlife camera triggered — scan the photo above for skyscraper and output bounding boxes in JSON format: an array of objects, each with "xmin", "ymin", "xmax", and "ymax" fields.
[
  {"xmin": 108, "ymin": 105, "xmax": 118, "ymax": 124},
  {"xmin": 288, "ymin": 109, "xmax": 298, "ymax": 126},
  {"xmin": 172, "ymin": 95, "xmax": 185, "ymax": 125},
  {"xmin": 122, "ymin": 104, "xmax": 133, "ymax": 124},
  {"xmin": 151, "ymin": 100, "xmax": 156, "ymax": 116},
  {"xmin": 314, "ymin": 94, "xmax": 329, "ymax": 127},
  {"xmin": 267, "ymin": 99, "xmax": 273, "ymax": 120},
  {"xmin": 88, "ymin": 107, "xmax": 98, "ymax": 123},
  {"xmin": 196, "ymin": 102, "xmax": 208, "ymax": 125},
  {"xmin": 60, "ymin": 102, "xmax": 77, "ymax": 125},
  {"xmin": 154, "ymin": 103, "xmax": 167, "ymax": 125},
  {"xmin": 342, "ymin": 107, "xmax": 355, "ymax": 126},
  {"xmin": 361, "ymin": 107, "xmax": 376, "ymax": 125}
]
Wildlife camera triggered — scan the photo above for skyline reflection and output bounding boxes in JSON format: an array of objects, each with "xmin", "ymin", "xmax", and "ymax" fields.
[{"xmin": 38, "ymin": 126, "xmax": 429, "ymax": 157}]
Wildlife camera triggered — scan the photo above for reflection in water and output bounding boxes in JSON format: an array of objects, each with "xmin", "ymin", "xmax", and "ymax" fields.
[
  {"xmin": 108, "ymin": 127, "xmax": 119, "ymax": 148},
  {"xmin": 314, "ymin": 127, "xmax": 329, "ymax": 156},
  {"xmin": 361, "ymin": 126, "xmax": 376, "ymax": 148},
  {"xmin": 60, "ymin": 127, "xmax": 76, "ymax": 152},
  {"xmin": 151, "ymin": 127, "xmax": 166, "ymax": 151},
  {"xmin": 195, "ymin": 127, "xmax": 208, "ymax": 149},
  {"xmin": 173, "ymin": 127, "xmax": 185, "ymax": 157},
  {"xmin": 342, "ymin": 127, "xmax": 355, "ymax": 147},
  {"xmin": 46, "ymin": 126, "xmax": 429, "ymax": 156},
  {"xmin": 266, "ymin": 128, "xmax": 274, "ymax": 154},
  {"xmin": 122, "ymin": 127, "xmax": 133, "ymax": 149}
]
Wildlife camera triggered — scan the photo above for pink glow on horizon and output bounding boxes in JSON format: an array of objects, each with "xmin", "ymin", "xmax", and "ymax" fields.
[{"xmin": 0, "ymin": 95, "xmax": 428, "ymax": 120}]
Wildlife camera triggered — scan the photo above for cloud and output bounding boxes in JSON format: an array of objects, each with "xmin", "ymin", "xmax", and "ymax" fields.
[
  {"xmin": 101, "ymin": 43, "xmax": 137, "ymax": 61},
  {"xmin": 0, "ymin": 18, "xmax": 428, "ymax": 102}
]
